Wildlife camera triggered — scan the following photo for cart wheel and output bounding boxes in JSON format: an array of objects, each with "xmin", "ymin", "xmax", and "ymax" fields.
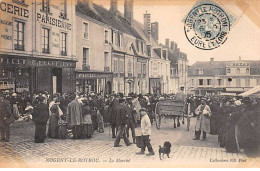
[{"xmin": 155, "ymin": 113, "xmax": 161, "ymax": 129}]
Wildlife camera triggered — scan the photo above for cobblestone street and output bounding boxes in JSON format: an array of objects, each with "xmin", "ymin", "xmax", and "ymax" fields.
[{"xmin": 0, "ymin": 118, "xmax": 259, "ymax": 167}]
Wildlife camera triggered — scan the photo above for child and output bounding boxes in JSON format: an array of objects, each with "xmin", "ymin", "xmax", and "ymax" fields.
[
  {"xmin": 58, "ymin": 115, "xmax": 68, "ymax": 139},
  {"xmin": 82, "ymin": 100, "xmax": 93, "ymax": 138},
  {"xmin": 24, "ymin": 101, "xmax": 33, "ymax": 121}
]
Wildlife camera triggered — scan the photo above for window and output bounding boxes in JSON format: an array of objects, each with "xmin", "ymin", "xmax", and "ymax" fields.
[
  {"xmin": 217, "ymin": 79, "xmax": 222, "ymax": 86},
  {"xmin": 198, "ymin": 68, "xmax": 203, "ymax": 75},
  {"xmin": 147, "ymin": 45, "xmax": 151, "ymax": 57},
  {"xmin": 113, "ymin": 59, "xmax": 118, "ymax": 72},
  {"xmin": 199, "ymin": 79, "xmax": 203, "ymax": 86},
  {"xmin": 246, "ymin": 68, "xmax": 250, "ymax": 74},
  {"xmin": 14, "ymin": 21, "xmax": 25, "ymax": 51},
  {"xmin": 83, "ymin": 48, "xmax": 89, "ymax": 66},
  {"xmin": 60, "ymin": 0, "xmax": 67, "ymax": 19},
  {"xmin": 42, "ymin": 27, "xmax": 50, "ymax": 53},
  {"xmin": 118, "ymin": 61, "xmax": 124, "ymax": 73},
  {"xmin": 162, "ymin": 50, "xmax": 167, "ymax": 59},
  {"xmin": 207, "ymin": 79, "xmax": 212, "ymax": 85},
  {"xmin": 42, "ymin": 0, "xmax": 50, "ymax": 13},
  {"xmin": 117, "ymin": 34, "xmax": 122, "ymax": 47},
  {"xmin": 104, "ymin": 30, "xmax": 109, "ymax": 44},
  {"xmin": 142, "ymin": 64, "xmax": 146, "ymax": 74},
  {"xmin": 112, "ymin": 31, "xmax": 116, "ymax": 45},
  {"xmin": 236, "ymin": 68, "xmax": 240, "ymax": 74},
  {"xmin": 227, "ymin": 68, "xmax": 231, "ymax": 73},
  {"xmin": 245, "ymin": 78, "xmax": 250, "ymax": 87},
  {"xmin": 141, "ymin": 42, "xmax": 144, "ymax": 53},
  {"xmin": 60, "ymin": 32, "xmax": 67, "ymax": 56},
  {"xmin": 257, "ymin": 78, "xmax": 260, "ymax": 85},
  {"xmin": 236, "ymin": 78, "xmax": 241, "ymax": 87},
  {"xmin": 128, "ymin": 60, "xmax": 132, "ymax": 73},
  {"xmin": 83, "ymin": 22, "xmax": 89, "ymax": 39},
  {"xmin": 104, "ymin": 52, "xmax": 108, "ymax": 67},
  {"xmin": 170, "ymin": 68, "xmax": 173, "ymax": 75}
]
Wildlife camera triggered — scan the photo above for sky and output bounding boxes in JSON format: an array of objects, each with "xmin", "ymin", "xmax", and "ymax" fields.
[{"xmin": 95, "ymin": 0, "xmax": 260, "ymax": 65}]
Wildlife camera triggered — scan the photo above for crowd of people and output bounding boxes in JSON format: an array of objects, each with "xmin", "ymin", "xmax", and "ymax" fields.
[{"xmin": 0, "ymin": 88, "xmax": 259, "ymax": 156}]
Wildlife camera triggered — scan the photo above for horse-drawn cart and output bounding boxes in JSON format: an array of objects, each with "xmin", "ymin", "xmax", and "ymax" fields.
[{"xmin": 154, "ymin": 99, "xmax": 190, "ymax": 130}]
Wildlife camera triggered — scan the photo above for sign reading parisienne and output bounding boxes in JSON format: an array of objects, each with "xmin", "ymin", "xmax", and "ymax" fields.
[{"xmin": 37, "ymin": 13, "xmax": 72, "ymax": 30}]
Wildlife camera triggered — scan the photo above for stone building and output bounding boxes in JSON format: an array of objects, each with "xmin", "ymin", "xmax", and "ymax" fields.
[
  {"xmin": 0, "ymin": 0, "xmax": 77, "ymax": 94},
  {"xmin": 188, "ymin": 57, "xmax": 260, "ymax": 95}
]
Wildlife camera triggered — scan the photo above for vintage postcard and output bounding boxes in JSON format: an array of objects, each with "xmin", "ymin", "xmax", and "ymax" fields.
[{"xmin": 0, "ymin": 0, "xmax": 260, "ymax": 168}]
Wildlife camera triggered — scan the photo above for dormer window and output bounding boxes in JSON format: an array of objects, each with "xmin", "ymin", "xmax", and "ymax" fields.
[
  {"xmin": 246, "ymin": 68, "xmax": 250, "ymax": 74},
  {"xmin": 227, "ymin": 68, "xmax": 231, "ymax": 74},
  {"xmin": 198, "ymin": 68, "xmax": 203, "ymax": 75}
]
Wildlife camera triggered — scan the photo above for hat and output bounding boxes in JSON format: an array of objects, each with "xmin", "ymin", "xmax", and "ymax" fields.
[
  {"xmin": 119, "ymin": 98, "xmax": 125, "ymax": 103},
  {"xmin": 12, "ymin": 93, "xmax": 17, "ymax": 97},
  {"xmin": 126, "ymin": 96, "xmax": 132, "ymax": 100},
  {"xmin": 139, "ymin": 108, "xmax": 146, "ymax": 112}
]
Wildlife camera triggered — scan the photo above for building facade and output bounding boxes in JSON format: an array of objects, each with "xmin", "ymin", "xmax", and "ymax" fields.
[
  {"xmin": 75, "ymin": 2, "xmax": 113, "ymax": 95},
  {"xmin": 0, "ymin": 0, "xmax": 77, "ymax": 95},
  {"xmin": 188, "ymin": 58, "xmax": 260, "ymax": 95}
]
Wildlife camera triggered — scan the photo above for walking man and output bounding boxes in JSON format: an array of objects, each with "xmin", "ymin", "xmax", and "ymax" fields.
[
  {"xmin": 33, "ymin": 96, "xmax": 49, "ymax": 143},
  {"xmin": 114, "ymin": 98, "xmax": 131, "ymax": 147},
  {"xmin": 0, "ymin": 94, "xmax": 12, "ymax": 142},
  {"xmin": 136, "ymin": 108, "xmax": 155, "ymax": 156},
  {"xmin": 193, "ymin": 98, "xmax": 212, "ymax": 141},
  {"xmin": 125, "ymin": 97, "xmax": 136, "ymax": 144}
]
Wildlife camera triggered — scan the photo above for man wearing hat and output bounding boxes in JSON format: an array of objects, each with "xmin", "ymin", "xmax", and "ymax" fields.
[
  {"xmin": 136, "ymin": 108, "xmax": 155, "ymax": 155},
  {"xmin": 114, "ymin": 98, "xmax": 131, "ymax": 147},
  {"xmin": 174, "ymin": 87, "xmax": 186, "ymax": 104},
  {"xmin": 0, "ymin": 94, "xmax": 12, "ymax": 142},
  {"xmin": 193, "ymin": 98, "xmax": 212, "ymax": 141},
  {"xmin": 125, "ymin": 96, "xmax": 136, "ymax": 144}
]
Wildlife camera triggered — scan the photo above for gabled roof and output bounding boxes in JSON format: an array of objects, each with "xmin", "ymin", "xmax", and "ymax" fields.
[
  {"xmin": 76, "ymin": 2, "xmax": 105, "ymax": 23},
  {"xmin": 92, "ymin": 4, "xmax": 143, "ymax": 40}
]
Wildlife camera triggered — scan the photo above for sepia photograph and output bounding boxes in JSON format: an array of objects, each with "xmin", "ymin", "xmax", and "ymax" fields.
[{"xmin": 0, "ymin": 0, "xmax": 259, "ymax": 168}]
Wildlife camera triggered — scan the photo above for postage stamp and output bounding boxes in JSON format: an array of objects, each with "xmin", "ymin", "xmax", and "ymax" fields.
[{"xmin": 184, "ymin": 0, "xmax": 236, "ymax": 50}]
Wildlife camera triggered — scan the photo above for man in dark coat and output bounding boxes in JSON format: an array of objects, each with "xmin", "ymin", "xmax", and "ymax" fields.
[
  {"xmin": 114, "ymin": 98, "xmax": 131, "ymax": 147},
  {"xmin": 125, "ymin": 97, "xmax": 136, "ymax": 144},
  {"xmin": 32, "ymin": 96, "xmax": 49, "ymax": 143},
  {"xmin": 67, "ymin": 94, "xmax": 83, "ymax": 139},
  {"xmin": 110, "ymin": 96, "xmax": 120, "ymax": 138},
  {"xmin": 209, "ymin": 98, "xmax": 220, "ymax": 135},
  {"xmin": 0, "ymin": 94, "xmax": 12, "ymax": 142}
]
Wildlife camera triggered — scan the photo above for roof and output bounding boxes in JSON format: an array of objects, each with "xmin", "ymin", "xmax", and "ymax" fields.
[
  {"xmin": 76, "ymin": 2, "xmax": 105, "ymax": 23},
  {"xmin": 92, "ymin": 4, "xmax": 143, "ymax": 40},
  {"xmin": 188, "ymin": 60, "xmax": 260, "ymax": 76}
]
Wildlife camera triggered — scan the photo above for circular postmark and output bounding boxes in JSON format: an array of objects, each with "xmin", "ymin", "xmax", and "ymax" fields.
[{"xmin": 184, "ymin": 4, "xmax": 230, "ymax": 50}]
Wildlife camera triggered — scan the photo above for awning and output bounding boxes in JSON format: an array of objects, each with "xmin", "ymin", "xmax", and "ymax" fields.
[{"xmin": 239, "ymin": 85, "xmax": 260, "ymax": 97}]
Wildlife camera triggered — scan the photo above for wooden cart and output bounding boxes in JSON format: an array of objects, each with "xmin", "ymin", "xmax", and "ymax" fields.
[{"xmin": 154, "ymin": 99, "xmax": 190, "ymax": 130}]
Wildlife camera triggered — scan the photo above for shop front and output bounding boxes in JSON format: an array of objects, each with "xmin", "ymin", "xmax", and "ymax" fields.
[
  {"xmin": 76, "ymin": 71, "xmax": 113, "ymax": 95},
  {"xmin": 0, "ymin": 55, "xmax": 76, "ymax": 94},
  {"xmin": 149, "ymin": 78, "xmax": 161, "ymax": 95}
]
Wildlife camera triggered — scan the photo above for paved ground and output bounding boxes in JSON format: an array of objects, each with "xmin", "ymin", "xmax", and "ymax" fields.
[{"xmin": 0, "ymin": 117, "xmax": 259, "ymax": 167}]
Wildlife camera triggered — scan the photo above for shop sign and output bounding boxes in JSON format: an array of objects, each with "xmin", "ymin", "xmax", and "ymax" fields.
[
  {"xmin": 0, "ymin": 57, "xmax": 76, "ymax": 68},
  {"xmin": 37, "ymin": 13, "xmax": 72, "ymax": 30},
  {"xmin": 226, "ymin": 62, "xmax": 250, "ymax": 67},
  {"xmin": 0, "ymin": 1, "xmax": 29, "ymax": 18},
  {"xmin": 137, "ymin": 58, "xmax": 147, "ymax": 63},
  {"xmin": 77, "ymin": 73, "xmax": 112, "ymax": 79}
]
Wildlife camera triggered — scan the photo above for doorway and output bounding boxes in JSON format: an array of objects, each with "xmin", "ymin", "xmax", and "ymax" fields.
[{"xmin": 51, "ymin": 68, "xmax": 62, "ymax": 94}]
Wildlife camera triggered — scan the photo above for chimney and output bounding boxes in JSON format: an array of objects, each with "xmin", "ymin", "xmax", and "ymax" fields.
[
  {"xmin": 151, "ymin": 22, "xmax": 159, "ymax": 42},
  {"xmin": 144, "ymin": 11, "xmax": 151, "ymax": 39},
  {"xmin": 110, "ymin": 0, "xmax": 118, "ymax": 16},
  {"xmin": 210, "ymin": 58, "xmax": 214, "ymax": 63},
  {"xmin": 124, "ymin": 0, "xmax": 134, "ymax": 25},
  {"xmin": 165, "ymin": 38, "xmax": 170, "ymax": 49},
  {"xmin": 170, "ymin": 41, "xmax": 175, "ymax": 51}
]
